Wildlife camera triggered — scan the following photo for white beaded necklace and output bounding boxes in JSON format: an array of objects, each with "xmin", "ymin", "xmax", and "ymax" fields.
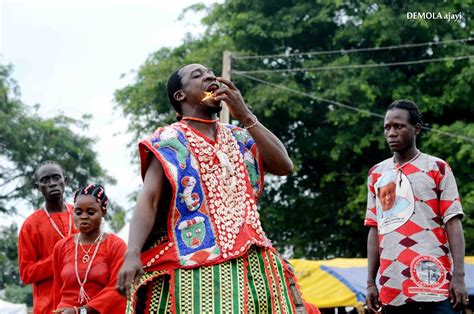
[
  {"xmin": 74, "ymin": 232, "xmax": 103, "ymax": 304},
  {"xmin": 42, "ymin": 202, "xmax": 72, "ymax": 239}
]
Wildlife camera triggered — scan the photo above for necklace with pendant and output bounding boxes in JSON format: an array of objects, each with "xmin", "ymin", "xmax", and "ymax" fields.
[{"xmin": 78, "ymin": 233, "xmax": 102, "ymax": 263}]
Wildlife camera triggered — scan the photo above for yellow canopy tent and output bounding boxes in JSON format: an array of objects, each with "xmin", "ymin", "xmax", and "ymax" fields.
[{"xmin": 289, "ymin": 258, "xmax": 367, "ymax": 309}]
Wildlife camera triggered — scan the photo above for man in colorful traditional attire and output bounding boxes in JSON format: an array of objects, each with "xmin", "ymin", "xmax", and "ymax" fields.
[
  {"xmin": 117, "ymin": 63, "xmax": 317, "ymax": 313},
  {"xmin": 18, "ymin": 161, "xmax": 78, "ymax": 314},
  {"xmin": 365, "ymin": 100, "xmax": 468, "ymax": 313}
]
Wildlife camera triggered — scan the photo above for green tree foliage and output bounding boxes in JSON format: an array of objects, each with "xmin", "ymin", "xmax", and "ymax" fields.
[
  {"xmin": 115, "ymin": 1, "xmax": 473, "ymax": 258},
  {"xmin": 4, "ymin": 284, "xmax": 32, "ymax": 306},
  {"xmin": 0, "ymin": 225, "xmax": 20, "ymax": 289},
  {"xmin": 0, "ymin": 224, "xmax": 32, "ymax": 306},
  {"xmin": 107, "ymin": 201, "xmax": 127, "ymax": 233},
  {"xmin": 0, "ymin": 64, "xmax": 115, "ymax": 213}
]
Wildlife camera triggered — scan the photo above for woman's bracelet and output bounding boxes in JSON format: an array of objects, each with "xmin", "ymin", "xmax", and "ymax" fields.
[
  {"xmin": 367, "ymin": 283, "xmax": 377, "ymax": 288},
  {"xmin": 244, "ymin": 115, "xmax": 258, "ymax": 130}
]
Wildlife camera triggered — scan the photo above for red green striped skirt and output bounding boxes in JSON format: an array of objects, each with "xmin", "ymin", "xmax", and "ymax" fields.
[{"xmin": 127, "ymin": 246, "xmax": 305, "ymax": 313}]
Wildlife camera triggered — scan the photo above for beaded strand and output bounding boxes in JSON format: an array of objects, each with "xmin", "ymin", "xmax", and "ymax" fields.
[
  {"xmin": 182, "ymin": 116, "xmax": 219, "ymax": 124},
  {"xmin": 42, "ymin": 203, "xmax": 72, "ymax": 239},
  {"xmin": 74, "ymin": 232, "xmax": 103, "ymax": 304}
]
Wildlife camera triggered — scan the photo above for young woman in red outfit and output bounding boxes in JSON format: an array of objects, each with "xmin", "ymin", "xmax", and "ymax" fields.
[{"xmin": 53, "ymin": 184, "xmax": 126, "ymax": 314}]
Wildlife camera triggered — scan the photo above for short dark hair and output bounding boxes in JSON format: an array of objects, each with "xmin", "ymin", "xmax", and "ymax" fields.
[
  {"xmin": 387, "ymin": 99, "xmax": 423, "ymax": 126},
  {"xmin": 166, "ymin": 66, "xmax": 185, "ymax": 116},
  {"xmin": 73, "ymin": 183, "xmax": 109, "ymax": 211},
  {"xmin": 35, "ymin": 161, "xmax": 65, "ymax": 180}
]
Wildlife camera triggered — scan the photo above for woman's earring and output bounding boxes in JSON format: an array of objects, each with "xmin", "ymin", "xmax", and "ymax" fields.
[{"xmin": 101, "ymin": 217, "xmax": 105, "ymax": 230}]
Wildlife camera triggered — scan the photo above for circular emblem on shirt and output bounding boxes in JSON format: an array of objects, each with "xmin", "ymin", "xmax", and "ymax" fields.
[
  {"xmin": 410, "ymin": 255, "xmax": 446, "ymax": 288},
  {"xmin": 375, "ymin": 169, "xmax": 415, "ymax": 234}
]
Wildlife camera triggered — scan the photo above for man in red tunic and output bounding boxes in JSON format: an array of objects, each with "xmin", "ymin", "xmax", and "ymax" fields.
[{"xmin": 18, "ymin": 161, "xmax": 77, "ymax": 314}]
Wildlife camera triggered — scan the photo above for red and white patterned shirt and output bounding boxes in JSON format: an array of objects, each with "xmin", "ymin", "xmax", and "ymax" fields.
[{"xmin": 365, "ymin": 152, "xmax": 463, "ymax": 306}]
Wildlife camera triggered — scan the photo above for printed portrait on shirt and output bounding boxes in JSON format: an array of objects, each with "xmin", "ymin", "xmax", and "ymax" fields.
[{"xmin": 375, "ymin": 169, "xmax": 415, "ymax": 234}]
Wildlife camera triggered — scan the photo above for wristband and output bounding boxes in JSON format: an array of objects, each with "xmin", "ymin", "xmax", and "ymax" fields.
[
  {"xmin": 244, "ymin": 115, "xmax": 258, "ymax": 130},
  {"xmin": 367, "ymin": 283, "xmax": 377, "ymax": 288}
]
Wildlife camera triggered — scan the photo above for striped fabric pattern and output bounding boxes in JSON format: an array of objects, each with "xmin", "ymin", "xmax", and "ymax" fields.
[{"xmin": 128, "ymin": 247, "xmax": 297, "ymax": 314}]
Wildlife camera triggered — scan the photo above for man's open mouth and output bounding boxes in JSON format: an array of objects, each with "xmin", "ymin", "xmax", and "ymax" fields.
[
  {"xmin": 202, "ymin": 83, "xmax": 221, "ymax": 101},
  {"xmin": 206, "ymin": 83, "xmax": 219, "ymax": 93}
]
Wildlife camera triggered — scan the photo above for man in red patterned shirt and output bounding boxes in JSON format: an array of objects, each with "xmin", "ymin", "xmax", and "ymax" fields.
[{"xmin": 365, "ymin": 100, "xmax": 468, "ymax": 313}]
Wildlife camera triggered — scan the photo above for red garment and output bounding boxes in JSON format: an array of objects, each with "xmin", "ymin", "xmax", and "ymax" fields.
[
  {"xmin": 53, "ymin": 233, "xmax": 126, "ymax": 313},
  {"xmin": 304, "ymin": 302, "xmax": 321, "ymax": 314},
  {"xmin": 18, "ymin": 204, "xmax": 77, "ymax": 314},
  {"xmin": 138, "ymin": 122, "xmax": 270, "ymax": 272}
]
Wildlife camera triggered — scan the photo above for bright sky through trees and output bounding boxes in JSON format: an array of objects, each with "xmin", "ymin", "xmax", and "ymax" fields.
[{"xmin": 1, "ymin": 0, "xmax": 218, "ymax": 226}]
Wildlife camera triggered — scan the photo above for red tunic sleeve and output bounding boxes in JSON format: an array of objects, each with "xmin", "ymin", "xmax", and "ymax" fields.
[
  {"xmin": 18, "ymin": 206, "xmax": 77, "ymax": 314},
  {"xmin": 18, "ymin": 205, "xmax": 76, "ymax": 284},
  {"xmin": 86, "ymin": 234, "xmax": 127, "ymax": 313},
  {"xmin": 52, "ymin": 237, "xmax": 68, "ymax": 310},
  {"xmin": 18, "ymin": 217, "xmax": 54, "ymax": 284}
]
